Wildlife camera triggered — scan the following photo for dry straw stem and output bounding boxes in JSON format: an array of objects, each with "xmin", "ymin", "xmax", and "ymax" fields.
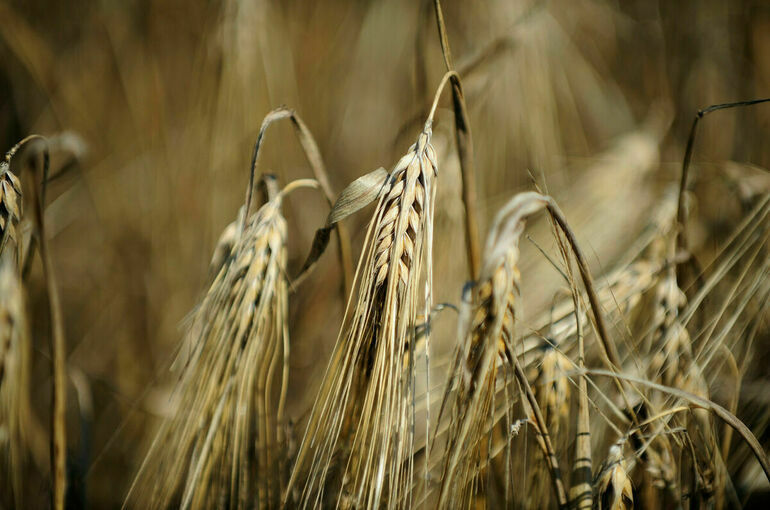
[
  {"xmin": 432, "ymin": 0, "xmax": 481, "ymax": 279},
  {"xmin": 552, "ymin": 226, "xmax": 593, "ymax": 509},
  {"xmin": 675, "ymin": 98, "xmax": 770, "ymax": 286},
  {"xmin": 19, "ymin": 137, "xmax": 67, "ymax": 510},
  {"xmin": 244, "ymin": 106, "xmax": 353, "ymax": 298},
  {"xmin": 285, "ymin": 73, "xmax": 458, "ymax": 510}
]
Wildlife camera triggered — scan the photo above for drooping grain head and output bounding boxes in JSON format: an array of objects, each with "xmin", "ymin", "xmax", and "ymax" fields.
[
  {"xmin": 536, "ymin": 346, "xmax": 571, "ymax": 441},
  {"xmin": 286, "ymin": 129, "xmax": 437, "ymax": 509},
  {"xmin": 439, "ymin": 193, "xmax": 550, "ymax": 507},
  {"xmin": 129, "ymin": 193, "xmax": 290, "ymax": 510}
]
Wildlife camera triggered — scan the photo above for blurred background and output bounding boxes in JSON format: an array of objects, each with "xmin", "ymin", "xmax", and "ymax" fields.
[{"xmin": 1, "ymin": 0, "xmax": 769, "ymax": 507}]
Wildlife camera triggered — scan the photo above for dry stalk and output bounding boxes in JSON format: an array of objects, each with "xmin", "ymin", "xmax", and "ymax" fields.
[
  {"xmin": 431, "ymin": 0, "xmax": 480, "ymax": 279},
  {"xmin": 547, "ymin": 220, "xmax": 594, "ymax": 510},
  {"xmin": 675, "ymin": 98, "xmax": 770, "ymax": 288},
  {"xmin": 20, "ymin": 137, "xmax": 67, "ymax": 510}
]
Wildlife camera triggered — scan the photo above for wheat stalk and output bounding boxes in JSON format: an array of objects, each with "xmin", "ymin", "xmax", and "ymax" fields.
[
  {"xmin": 15, "ymin": 136, "xmax": 69, "ymax": 510},
  {"xmin": 431, "ymin": 0, "xmax": 480, "ymax": 279}
]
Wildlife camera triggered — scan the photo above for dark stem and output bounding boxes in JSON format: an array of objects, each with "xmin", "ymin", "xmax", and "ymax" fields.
[
  {"xmin": 24, "ymin": 138, "xmax": 68, "ymax": 510},
  {"xmin": 432, "ymin": 0, "xmax": 482, "ymax": 279},
  {"xmin": 245, "ymin": 107, "xmax": 353, "ymax": 298},
  {"xmin": 675, "ymin": 98, "xmax": 770, "ymax": 286}
]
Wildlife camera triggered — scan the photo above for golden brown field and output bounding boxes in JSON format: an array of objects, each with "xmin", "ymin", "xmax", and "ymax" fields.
[{"xmin": 1, "ymin": 0, "xmax": 770, "ymax": 508}]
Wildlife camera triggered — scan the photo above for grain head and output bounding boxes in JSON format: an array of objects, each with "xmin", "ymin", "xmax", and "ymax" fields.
[
  {"xmin": 285, "ymin": 126, "xmax": 438, "ymax": 509},
  {"xmin": 597, "ymin": 444, "xmax": 634, "ymax": 510},
  {"xmin": 438, "ymin": 192, "xmax": 564, "ymax": 507},
  {"xmin": 0, "ymin": 154, "xmax": 23, "ymax": 258},
  {"xmin": 128, "ymin": 180, "xmax": 291, "ymax": 510}
]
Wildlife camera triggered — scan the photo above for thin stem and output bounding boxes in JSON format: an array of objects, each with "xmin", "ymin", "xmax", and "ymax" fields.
[
  {"xmin": 587, "ymin": 369, "xmax": 770, "ymax": 484},
  {"xmin": 24, "ymin": 137, "xmax": 67, "ymax": 510},
  {"xmin": 675, "ymin": 98, "xmax": 770, "ymax": 285},
  {"xmin": 432, "ymin": 0, "xmax": 454, "ymax": 70},
  {"xmin": 244, "ymin": 107, "xmax": 354, "ymax": 299},
  {"xmin": 505, "ymin": 348, "xmax": 568, "ymax": 508},
  {"xmin": 544, "ymin": 200, "xmax": 620, "ymax": 370},
  {"xmin": 431, "ymin": 0, "xmax": 481, "ymax": 279},
  {"xmin": 556, "ymin": 229, "xmax": 592, "ymax": 509},
  {"xmin": 425, "ymin": 70, "xmax": 459, "ymax": 129}
]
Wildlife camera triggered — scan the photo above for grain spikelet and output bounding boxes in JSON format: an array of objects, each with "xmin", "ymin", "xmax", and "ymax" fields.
[
  {"xmin": 285, "ymin": 117, "xmax": 439, "ymax": 509},
  {"xmin": 1, "ymin": 135, "xmax": 53, "ymax": 261},
  {"xmin": 0, "ymin": 253, "xmax": 32, "ymax": 506},
  {"xmin": 597, "ymin": 444, "xmax": 634, "ymax": 510},
  {"xmin": 536, "ymin": 346, "xmax": 571, "ymax": 443},
  {"xmin": 0, "ymin": 158, "xmax": 22, "ymax": 258},
  {"xmin": 128, "ymin": 180, "xmax": 292, "ymax": 510}
]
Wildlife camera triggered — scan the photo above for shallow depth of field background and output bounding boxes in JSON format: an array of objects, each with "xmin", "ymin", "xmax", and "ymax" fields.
[{"xmin": 1, "ymin": 0, "xmax": 769, "ymax": 507}]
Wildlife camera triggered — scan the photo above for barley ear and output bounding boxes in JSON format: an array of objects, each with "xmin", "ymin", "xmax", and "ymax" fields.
[{"xmin": 1, "ymin": 135, "xmax": 49, "ymax": 263}]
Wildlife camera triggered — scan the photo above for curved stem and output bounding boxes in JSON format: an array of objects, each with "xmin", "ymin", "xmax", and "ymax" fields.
[
  {"xmin": 245, "ymin": 107, "xmax": 353, "ymax": 298},
  {"xmin": 425, "ymin": 70, "xmax": 459, "ymax": 129},
  {"xmin": 430, "ymin": 0, "xmax": 482, "ymax": 279},
  {"xmin": 587, "ymin": 369, "xmax": 770, "ymax": 484},
  {"xmin": 675, "ymin": 98, "xmax": 770, "ymax": 286},
  {"xmin": 23, "ymin": 137, "xmax": 67, "ymax": 510},
  {"xmin": 544, "ymin": 199, "xmax": 620, "ymax": 370}
]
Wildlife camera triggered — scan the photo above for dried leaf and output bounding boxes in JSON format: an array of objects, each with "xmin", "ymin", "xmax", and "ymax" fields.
[{"xmin": 295, "ymin": 167, "xmax": 388, "ymax": 284}]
